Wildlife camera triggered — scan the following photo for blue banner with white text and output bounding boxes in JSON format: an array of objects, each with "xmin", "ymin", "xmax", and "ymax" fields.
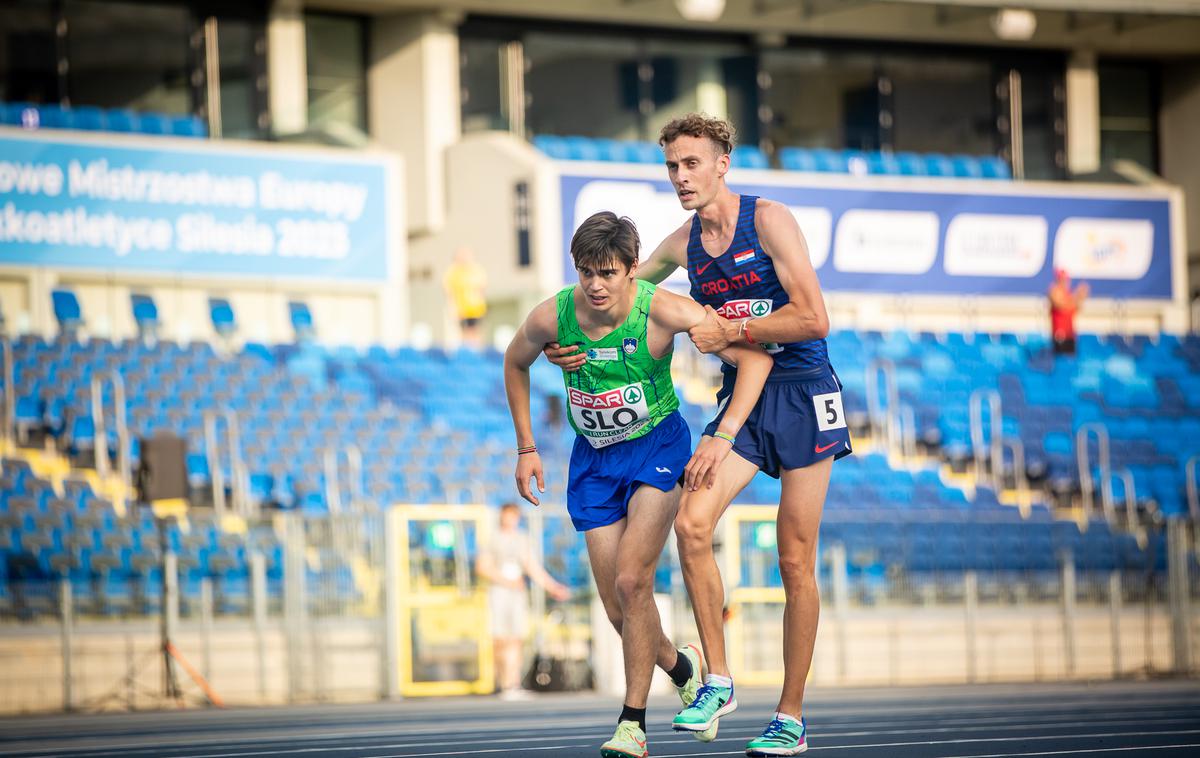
[{"xmin": 0, "ymin": 131, "xmax": 392, "ymax": 281}]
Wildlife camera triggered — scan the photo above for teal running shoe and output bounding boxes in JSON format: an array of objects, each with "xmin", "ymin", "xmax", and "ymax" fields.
[
  {"xmin": 746, "ymin": 715, "xmax": 807, "ymax": 756},
  {"xmin": 672, "ymin": 681, "xmax": 737, "ymax": 734},
  {"xmin": 600, "ymin": 720, "xmax": 647, "ymax": 758},
  {"xmin": 673, "ymin": 645, "xmax": 718, "ymax": 741}
]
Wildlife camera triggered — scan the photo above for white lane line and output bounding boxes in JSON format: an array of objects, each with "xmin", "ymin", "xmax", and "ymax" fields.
[
  {"xmin": 358, "ymin": 746, "xmax": 592, "ymax": 758},
  {"xmin": 651, "ymin": 730, "xmax": 1200, "ymax": 757},
  {"xmin": 15, "ymin": 714, "xmax": 1200, "ymax": 758},
  {"xmin": 932, "ymin": 744, "xmax": 1200, "ymax": 758}
]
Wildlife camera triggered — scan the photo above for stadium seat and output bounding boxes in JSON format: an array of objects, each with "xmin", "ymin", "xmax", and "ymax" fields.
[
  {"xmin": 731, "ymin": 146, "xmax": 769, "ymax": 169},
  {"xmin": 106, "ymin": 109, "xmax": 141, "ymax": 133},
  {"xmin": 288, "ymin": 301, "xmax": 315, "ymax": 341},
  {"xmin": 51, "ymin": 290, "xmax": 83, "ymax": 335},
  {"xmin": 130, "ymin": 294, "xmax": 159, "ymax": 337},
  {"xmin": 778, "ymin": 147, "xmax": 819, "ymax": 172},
  {"xmin": 208, "ymin": 298, "xmax": 237, "ymax": 338}
]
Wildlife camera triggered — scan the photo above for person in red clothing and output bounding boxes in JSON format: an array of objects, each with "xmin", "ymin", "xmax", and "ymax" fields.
[{"xmin": 1049, "ymin": 268, "xmax": 1089, "ymax": 356}]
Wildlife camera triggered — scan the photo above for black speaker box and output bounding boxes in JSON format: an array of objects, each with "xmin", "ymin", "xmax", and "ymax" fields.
[{"xmin": 136, "ymin": 433, "xmax": 189, "ymax": 502}]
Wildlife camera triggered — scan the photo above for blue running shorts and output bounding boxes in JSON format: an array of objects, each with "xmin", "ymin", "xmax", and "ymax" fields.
[
  {"xmin": 566, "ymin": 410, "xmax": 692, "ymax": 532},
  {"xmin": 704, "ymin": 365, "xmax": 853, "ymax": 479}
]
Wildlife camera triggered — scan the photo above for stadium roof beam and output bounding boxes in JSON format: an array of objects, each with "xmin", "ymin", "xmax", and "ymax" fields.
[{"xmin": 893, "ymin": 0, "xmax": 1200, "ymax": 18}]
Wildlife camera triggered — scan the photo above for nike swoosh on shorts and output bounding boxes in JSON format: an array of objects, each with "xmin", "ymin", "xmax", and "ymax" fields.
[{"xmin": 815, "ymin": 441, "xmax": 839, "ymax": 454}]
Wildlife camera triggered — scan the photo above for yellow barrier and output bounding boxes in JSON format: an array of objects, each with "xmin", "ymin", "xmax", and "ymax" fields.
[
  {"xmin": 722, "ymin": 505, "xmax": 788, "ymax": 687},
  {"xmin": 388, "ymin": 505, "xmax": 495, "ymax": 697}
]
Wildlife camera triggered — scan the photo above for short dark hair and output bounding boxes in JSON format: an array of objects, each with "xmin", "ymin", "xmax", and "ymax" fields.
[
  {"xmin": 570, "ymin": 212, "xmax": 640, "ymax": 272},
  {"xmin": 659, "ymin": 113, "xmax": 736, "ymax": 155}
]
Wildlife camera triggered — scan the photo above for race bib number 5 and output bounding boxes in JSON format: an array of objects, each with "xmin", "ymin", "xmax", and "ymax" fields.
[
  {"xmin": 813, "ymin": 391, "xmax": 847, "ymax": 432},
  {"xmin": 569, "ymin": 382, "xmax": 651, "ymax": 448}
]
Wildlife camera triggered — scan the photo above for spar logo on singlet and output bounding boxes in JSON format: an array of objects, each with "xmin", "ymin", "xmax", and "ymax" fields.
[
  {"xmin": 568, "ymin": 382, "xmax": 650, "ymax": 448},
  {"xmin": 718, "ymin": 299, "xmax": 783, "ymax": 354}
]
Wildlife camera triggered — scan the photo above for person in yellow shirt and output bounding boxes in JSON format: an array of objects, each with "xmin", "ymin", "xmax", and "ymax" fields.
[{"xmin": 443, "ymin": 247, "xmax": 488, "ymax": 347}]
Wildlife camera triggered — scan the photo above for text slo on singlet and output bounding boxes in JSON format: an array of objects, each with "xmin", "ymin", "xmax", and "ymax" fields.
[{"xmin": 568, "ymin": 382, "xmax": 651, "ymax": 448}]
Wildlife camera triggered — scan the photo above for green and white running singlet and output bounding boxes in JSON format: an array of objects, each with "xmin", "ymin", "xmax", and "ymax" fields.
[{"xmin": 556, "ymin": 279, "xmax": 680, "ymax": 449}]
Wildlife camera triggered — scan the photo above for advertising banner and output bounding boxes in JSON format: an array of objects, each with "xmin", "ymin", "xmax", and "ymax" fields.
[
  {"xmin": 0, "ymin": 130, "xmax": 394, "ymax": 281},
  {"xmin": 560, "ymin": 171, "xmax": 1174, "ymax": 300}
]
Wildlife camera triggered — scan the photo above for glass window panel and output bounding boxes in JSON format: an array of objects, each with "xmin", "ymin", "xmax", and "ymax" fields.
[
  {"xmin": 305, "ymin": 13, "xmax": 367, "ymax": 134},
  {"xmin": 1099, "ymin": 63, "xmax": 1157, "ymax": 173},
  {"xmin": 762, "ymin": 49, "xmax": 880, "ymax": 151},
  {"xmin": 0, "ymin": 0, "xmax": 57, "ymax": 105},
  {"xmin": 213, "ymin": 16, "xmax": 264, "ymax": 139},
  {"xmin": 460, "ymin": 35, "xmax": 505, "ymax": 133},
  {"xmin": 524, "ymin": 32, "xmax": 643, "ymax": 139},
  {"xmin": 885, "ymin": 55, "xmax": 995, "ymax": 156},
  {"xmin": 643, "ymin": 39, "xmax": 757, "ymax": 145},
  {"xmin": 64, "ymin": 0, "xmax": 191, "ymax": 113}
]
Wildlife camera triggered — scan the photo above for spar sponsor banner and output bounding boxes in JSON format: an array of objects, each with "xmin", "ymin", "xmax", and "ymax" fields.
[
  {"xmin": 559, "ymin": 172, "xmax": 1174, "ymax": 299},
  {"xmin": 0, "ymin": 130, "xmax": 393, "ymax": 281}
]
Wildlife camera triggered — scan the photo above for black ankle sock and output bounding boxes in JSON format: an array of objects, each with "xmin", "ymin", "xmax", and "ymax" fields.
[
  {"xmin": 666, "ymin": 650, "xmax": 693, "ymax": 687},
  {"xmin": 619, "ymin": 704, "xmax": 647, "ymax": 734}
]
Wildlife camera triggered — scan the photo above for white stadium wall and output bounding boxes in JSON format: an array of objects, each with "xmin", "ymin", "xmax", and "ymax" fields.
[
  {"xmin": 0, "ymin": 127, "xmax": 408, "ymax": 347},
  {"xmin": 430, "ymin": 131, "xmax": 1189, "ymax": 340}
]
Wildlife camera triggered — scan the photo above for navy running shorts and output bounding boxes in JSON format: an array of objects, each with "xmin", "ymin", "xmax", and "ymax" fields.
[
  {"xmin": 566, "ymin": 410, "xmax": 692, "ymax": 532},
  {"xmin": 704, "ymin": 365, "xmax": 853, "ymax": 479}
]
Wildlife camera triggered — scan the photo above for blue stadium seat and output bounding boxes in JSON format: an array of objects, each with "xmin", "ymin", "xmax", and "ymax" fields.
[
  {"xmin": 895, "ymin": 152, "xmax": 927, "ymax": 176},
  {"xmin": 288, "ymin": 301, "xmax": 315, "ymax": 340},
  {"xmin": 867, "ymin": 151, "xmax": 902, "ymax": 175},
  {"xmin": 778, "ymin": 147, "xmax": 819, "ymax": 172},
  {"xmin": 170, "ymin": 115, "xmax": 207, "ymax": 138},
  {"xmin": 924, "ymin": 153, "xmax": 956, "ymax": 177},
  {"xmin": 950, "ymin": 155, "xmax": 985, "ymax": 179},
  {"xmin": 68, "ymin": 106, "xmax": 106, "ymax": 131},
  {"xmin": 138, "ymin": 113, "xmax": 171, "ymax": 135},
  {"xmin": 106, "ymin": 109, "xmax": 141, "ymax": 133},
  {"xmin": 130, "ymin": 293, "xmax": 158, "ymax": 334},
  {"xmin": 979, "ymin": 156, "xmax": 1012, "ymax": 180},
  {"xmin": 51, "ymin": 290, "xmax": 83, "ymax": 334},
  {"xmin": 731, "ymin": 146, "xmax": 769, "ymax": 169},
  {"xmin": 208, "ymin": 298, "xmax": 236, "ymax": 338},
  {"xmin": 37, "ymin": 104, "xmax": 68, "ymax": 128},
  {"xmin": 532, "ymin": 134, "xmax": 569, "ymax": 159}
]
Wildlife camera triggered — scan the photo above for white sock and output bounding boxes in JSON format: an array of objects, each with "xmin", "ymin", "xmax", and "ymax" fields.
[
  {"xmin": 704, "ymin": 674, "xmax": 733, "ymax": 689},
  {"xmin": 774, "ymin": 711, "xmax": 802, "ymax": 726}
]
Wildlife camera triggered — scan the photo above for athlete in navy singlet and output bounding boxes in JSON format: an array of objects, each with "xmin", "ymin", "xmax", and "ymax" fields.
[{"xmin": 546, "ymin": 114, "xmax": 849, "ymax": 756}]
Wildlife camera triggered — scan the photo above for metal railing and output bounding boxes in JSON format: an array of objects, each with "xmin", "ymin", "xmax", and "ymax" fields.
[
  {"xmin": 969, "ymin": 388, "xmax": 1002, "ymax": 487},
  {"xmin": 865, "ymin": 358, "xmax": 897, "ymax": 444},
  {"xmin": 1002, "ymin": 436, "xmax": 1030, "ymax": 517},
  {"xmin": 1, "ymin": 338, "xmax": 13, "ymax": 448},
  {"xmin": 204, "ymin": 410, "xmax": 248, "ymax": 517},
  {"xmin": 91, "ymin": 371, "xmax": 131, "ymax": 506},
  {"xmin": 1077, "ymin": 422, "xmax": 1112, "ymax": 520},
  {"xmin": 323, "ymin": 444, "xmax": 365, "ymax": 514}
]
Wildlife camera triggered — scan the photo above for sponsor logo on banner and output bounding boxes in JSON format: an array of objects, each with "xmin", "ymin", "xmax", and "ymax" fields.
[
  {"xmin": 791, "ymin": 207, "xmax": 833, "ymax": 269},
  {"xmin": 943, "ymin": 213, "xmax": 1047, "ymax": 277},
  {"xmin": 833, "ymin": 209, "xmax": 939, "ymax": 274},
  {"xmin": 568, "ymin": 382, "xmax": 650, "ymax": 448},
  {"xmin": 1053, "ymin": 218, "xmax": 1154, "ymax": 280},
  {"xmin": 733, "ymin": 248, "xmax": 755, "ymax": 265}
]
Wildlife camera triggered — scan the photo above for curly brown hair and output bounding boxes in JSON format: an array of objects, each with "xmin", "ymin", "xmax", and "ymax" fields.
[{"xmin": 658, "ymin": 113, "xmax": 736, "ymax": 155}]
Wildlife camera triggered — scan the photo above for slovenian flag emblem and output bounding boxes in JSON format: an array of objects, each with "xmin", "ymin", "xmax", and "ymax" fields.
[{"xmin": 733, "ymin": 248, "xmax": 755, "ymax": 265}]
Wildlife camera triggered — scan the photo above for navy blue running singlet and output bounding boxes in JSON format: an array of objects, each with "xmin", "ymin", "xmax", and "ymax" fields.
[{"xmin": 686, "ymin": 194, "xmax": 829, "ymax": 372}]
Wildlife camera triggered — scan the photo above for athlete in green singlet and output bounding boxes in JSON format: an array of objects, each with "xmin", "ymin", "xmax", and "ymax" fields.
[{"xmin": 505, "ymin": 212, "xmax": 772, "ymax": 758}]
